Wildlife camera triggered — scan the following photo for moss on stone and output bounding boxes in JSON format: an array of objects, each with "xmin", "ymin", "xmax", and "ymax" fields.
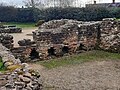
[{"xmin": 7, "ymin": 65, "xmax": 22, "ymax": 71}]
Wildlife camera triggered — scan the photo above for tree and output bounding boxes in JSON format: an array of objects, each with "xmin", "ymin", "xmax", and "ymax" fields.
[
  {"xmin": 23, "ymin": 0, "xmax": 45, "ymax": 9},
  {"xmin": 59, "ymin": 0, "xmax": 73, "ymax": 7},
  {"xmin": 49, "ymin": 0, "xmax": 73, "ymax": 8},
  {"xmin": 0, "ymin": 2, "xmax": 7, "ymax": 6},
  {"xmin": 0, "ymin": 6, "xmax": 18, "ymax": 22}
]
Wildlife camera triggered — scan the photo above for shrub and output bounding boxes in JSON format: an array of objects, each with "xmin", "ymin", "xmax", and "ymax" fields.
[{"xmin": 35, "ymin": 20, "xmax": 45, "ymax": 27}]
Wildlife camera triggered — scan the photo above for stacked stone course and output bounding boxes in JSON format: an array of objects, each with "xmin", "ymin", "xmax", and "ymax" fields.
[
  {"xmin": 0, "ymin": 25, "xmax": 22, "ymax": 33},
  {"xmin": 33, "ymin": 20, "xmax": 101, "ymax": 59},
  {"xmin": 0, "ymin": 18, "xmax": 120, "ymax": 61},
  {"xmin": 0, "ymin": 33, "xmax": 14, "ymax": 49},
  {"xmin": 0, "ymin": 44, "xmax": 42, "ymax": 90},
  {"xmin": 100, "ymin": 18, "xmax": 120, "ymax": 52}
]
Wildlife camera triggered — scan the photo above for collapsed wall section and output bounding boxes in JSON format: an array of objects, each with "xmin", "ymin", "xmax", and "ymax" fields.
[
  {"xmin": 78, "ymin": 22, "xmax": 100, "ymax": 51},
  {"xmin": 0, "ymin": 25, "xmax": 22, "ymax": 33},
  {"xmin": 100, "ymin": 18, "xmax": 120, "ymax": 52},
  {"xmin": 0, "ymin": 33, "xmax": 14, "ymax": 49},
  {"xmin": 0, "ymin": 44, "xmax": 42, "ymax": 90},
  {"xmin": 33, "ymin": 20, "xmax": 101, "ymax": 59},
  {"xmin": 1, "ymin": 18, "xmax": 119, "ymax": 62}
]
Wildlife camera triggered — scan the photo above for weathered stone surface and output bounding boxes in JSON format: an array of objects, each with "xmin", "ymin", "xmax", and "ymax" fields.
[
  {"xmin": 100, "ymin": 18, "xmax": 120, "ymax": 52},
  {"xmin": 19, "ymin": 75, "xmax": 31, "ymax": 83},
  {"xmin": 0, "ymin": 33, "xmax": 14, "ymax": 49},
  {"xmin": 0, "ymin": 25, "xmax": 22, "ymax": 33},
  {"xmin": 18, "ymin": 39, "xmax": 35, "ymax": 46},
  {"xmin": 4, "ymin": 61, "xmax": 14, "ymax": 67},
  {"xmin": 32, "ymin": 18, "xmax": 120, "ymax": 60},
  {"xmin": 0, "ymin": 44, "xmax": 42, "ymax": 90},
  {"xmin": 11, "ymin": 46, "xmax": 33, "ymax": 62},
  {"xmin": 1, "ymin": 18, "xmax": 119, "ymax": 61},
  {"xmin": 33, "ymin": 19, "xmax": 100, "ymax": 59}
]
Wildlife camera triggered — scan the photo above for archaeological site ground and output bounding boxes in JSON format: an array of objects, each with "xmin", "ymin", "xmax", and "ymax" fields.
[
  {"xmin": 0, "ymin": 0, "xmax": 120, "ymax": 89},
  {"xmin": 0, "ymin": 18, "xmax": 120, "ymax": 90}
]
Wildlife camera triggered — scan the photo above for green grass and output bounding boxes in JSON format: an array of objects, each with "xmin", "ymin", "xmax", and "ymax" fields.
[
  {"xmin": 0, "ymin": 58, "xmax": 5, "ymax": 71},
  {"xmin": 3, "ymin": 22, "xmax": 36, "ymax": 28},
  {"xmin": 37, "ymin": 50, "xmax": 120, "ymax": 69},
  {"xmin": 115, "ymin": 18, "xmax": 120, "ymax": 21}
]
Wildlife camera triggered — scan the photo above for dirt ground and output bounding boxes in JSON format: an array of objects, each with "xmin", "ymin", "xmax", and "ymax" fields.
[
  {"xmin": 9, "ymin": 28, "xmax": 120, "ymax": 90},
  {"xmin": 10, "ymin": 27, "xmax": 37, "ymax": 47},
  {"xmin": 30, "ymin": 60, "xmax": 120, "ymax": 90}
]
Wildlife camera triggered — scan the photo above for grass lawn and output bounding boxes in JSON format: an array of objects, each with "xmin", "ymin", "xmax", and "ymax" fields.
[
  {"xmin": 3, "ymin": 22, "xmax": 36, "ymax": 28},
  {"xmin": 37, "ymin": 50, "xmax": 120, "ymax": 69}
]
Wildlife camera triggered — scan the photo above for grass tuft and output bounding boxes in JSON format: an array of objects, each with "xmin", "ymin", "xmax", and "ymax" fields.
[
  {"xmin": 37, "ymin": 50, "xmax": 120, "ymax": 69},
  {"xmin": 0, "ymin": 58, "xmax": 5, "ymax": 71},
  {"xmin": 3, "ymin": 22, "xmax": 36, "ymax": 28}
]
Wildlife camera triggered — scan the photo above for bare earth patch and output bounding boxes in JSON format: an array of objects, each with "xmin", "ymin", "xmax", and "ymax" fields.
[
  {"xmin": 30, "ymin": 60, "xmax": 120, "ymax": 90},
  {"xmin": 10, "ymin": 27, "xmax": 37, "ymax": 47}
]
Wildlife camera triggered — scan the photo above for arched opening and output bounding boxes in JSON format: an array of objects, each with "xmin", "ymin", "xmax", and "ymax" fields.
[
  {"xmin": 62, "ymin": 46, "xmax": 69, "ymax": 54},
  {"xmin": 79, "ymin": 43, "xmax": 84, "ymax": 50},
  {"xmin": 79, "ymin": 43, "xmax": 88, "ymax": 51},
  {"xmin": 30, "ymin": 48, "xmax": 39, "ymax": 60},
  {"xmin": 48, "ymin": 47, "xmax": 56, "ymax": 56}
]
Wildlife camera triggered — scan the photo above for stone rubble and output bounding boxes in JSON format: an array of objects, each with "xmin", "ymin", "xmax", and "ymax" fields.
[
  {"xmin": 0, "ymin": 44, "xmax": 42, "ymax": 90},
  {"xmin": 11, "ymin": 46, "xmax": 33, "ymax": 62},
  {"xmin": 0, "ymin": 33, "xmax": 14, "ymax": 49},
  {"xmin": 18, "ymin": 39, "xmax": 35, "ymax": 46},
  {"xmin": 11, "ymin": 39, "xmax": 37, "ymax": 62},
  {"xmin": 100, "ymin": 18, "xmax": 120, "ymax": 52},
  {"xmin": 0, "ymin": 25, "xmax": 22, "ymax": 33}
]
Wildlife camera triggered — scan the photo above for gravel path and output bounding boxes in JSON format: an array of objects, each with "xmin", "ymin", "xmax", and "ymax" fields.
[{"xmin": 30, "ymin": 60, "xmax": 120, "ymax": 90}]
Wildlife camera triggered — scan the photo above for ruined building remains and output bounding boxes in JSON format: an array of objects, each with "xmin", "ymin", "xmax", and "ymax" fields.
[
  {"xmin": 32, "ymin": 18, "xmax": 120, "ymax": 60},
  {"xmin": 0, "ymin": 18, "xmax": 119, "ymax": 62},
  {"xmin": 100, "ymin": 18, "xmax": 120, "ymax": 52},
  {"xmin": 33, "ymin": 20, "xmax": 100, "ymax": 59},
  {"xmin": 0, "ymin": 25, "xmax": 22, "ymax": 33},
  {"xmin": 0, "ymin": 33, "xmax": 14, "ymax": 49}
]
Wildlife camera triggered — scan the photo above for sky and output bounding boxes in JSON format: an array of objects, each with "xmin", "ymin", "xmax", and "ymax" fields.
[{"xmin": 0, "ymin": 0, "xmax": 120, "ymax": 7}]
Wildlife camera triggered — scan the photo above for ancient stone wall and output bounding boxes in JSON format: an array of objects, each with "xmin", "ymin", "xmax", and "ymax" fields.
[
  {"xmin": 11, "ymin": 39, "xmax": 37, "ymax": 62},
  {"xmin": 11, "ymin": 46, "xmax": 32, "ymax": 62},
  {"xmin": 100, "ymin": 18, "xmax": 120, "ymax": 53},
  {"xmin": 0, "ymin": 33, "xmax": 14, "ymax": 49},
  {"xmin": 1, "ymin": 18, "xmax": 119, "ymax": 62},
  {"xmin": 0, "ymin": 44, "xmax": 42, "ymax": 90},
  {"xmin": 78, "ymin": 22, "xmax": 100, "ymax": 51},
  {"xmin": 18, "ymin": 39, "xmax": 35, "ymax": 46},
  {"xmin": 0, "ymin": 25, "xmax": 22, "ymax": 33},
  {"xmin": 33, "ymin": 18, "xmax": 120, "ymax": 59},
  {"xmin": 33, "ymin": 20, "xmax": 101, "ymax": 59}
]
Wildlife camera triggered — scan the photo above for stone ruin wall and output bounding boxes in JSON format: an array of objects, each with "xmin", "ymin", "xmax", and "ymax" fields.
[
  {"xmin": 0, "ymin": 33, "xmax": 14, "ymax": 49},
  {"xmin": 0, "ymin": 18, "xmax": 120, "ymax": 62},
  {"xmin": 0, "ymin": 25, "xmax": 22, "ymax": 33},
  {"xmin": 0, "ymin": 34, "xmax": 34, "ymax": 62},
  {"xmin": 33, "ymin": 20, "xmax": 101, "ymax": 59},
  {"xmin": 100, "ymin": 18, "xmax": 120, "ymax": 52},
  {"xmin": 33, "ymin": 18, "xmax": 120, "ymax": 59},
  {"xmin": 0, "ymin": 44, "xmax": 42, "ymax": 90},
  {"xmin": 77, "ymin": 22, "xmax": 100, "ymax": 51},
  {"xmin": 33, "ymin": 24, "xmax": 79, "ymax": 59},
  {"xmin": 11, "ymin": 39, "xmax": 37, "ymax": 62},
  {"xmin": 0, "ymin": 18, "xmax": 119, "ymax": 89}
]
